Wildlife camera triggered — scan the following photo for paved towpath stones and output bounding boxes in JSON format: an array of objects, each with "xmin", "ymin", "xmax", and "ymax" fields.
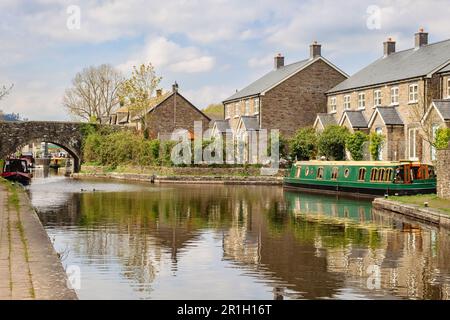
[{"xmin": 0, "ymin": 183, "xmax": 77, "ymax": 300}]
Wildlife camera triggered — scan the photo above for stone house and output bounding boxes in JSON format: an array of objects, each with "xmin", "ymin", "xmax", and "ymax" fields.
[
  {"xmin": 315, "ymin": 29, "xmax": 450, "ymax": 163},
  {"xmin": 222, "ymin": 42, "xmax": 348, "ymax": 138},
  {"xmin": 111, "ymin": 83, "xmax": 211, "ymax": 141}
]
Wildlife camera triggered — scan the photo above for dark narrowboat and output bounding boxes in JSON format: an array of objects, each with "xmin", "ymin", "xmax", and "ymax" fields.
[{"xmin": 1, "ymin": 158, "xmax": 33, "ymax": 185}]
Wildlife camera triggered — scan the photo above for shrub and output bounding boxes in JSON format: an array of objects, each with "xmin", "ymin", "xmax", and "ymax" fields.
[
  {"xmin": 435, "ymin": 127, "xmax": 450, "ymax": 150},
  {"xmin": 318, "ymin": 125, "xmax": 349, "ymax": 160},
  {"xmin": 369, "ymin": 132, "xmax": 385, "ymax": 160},
  {"xmin": 345, "ymin": 131, "xmax": 369, "ymax": 161},
  {"xmin": 289, "ymin": 127, "xmax": 318, "ymax": 160}
]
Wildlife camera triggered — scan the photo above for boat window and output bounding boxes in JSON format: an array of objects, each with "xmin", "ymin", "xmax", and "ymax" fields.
[
  {"xmin": 371, "ymin": 168, "xmax": 379, "ymax": 182},
  {"xmin": 296, "ymin": 166, "xmax": 301, "ymax": 178},
  {"xmin": 305, "ymin": 167, "xmax": 310, "ymax": 176},
  {"xmin": 385, "ymin": 169, "xmax": 393, "ymax": 181},
  {"xmin": 379, "ymin": 169, "xmax": 385, "ymax": 181},
  {"xmin": 344, "ymin": 168, "xmax": 350, "ymax": 178},
  {"xmin": 317, "ymin": 167, "xmax": 324, "ymax": 179},
  {"xmin": 358, "ymin": 168, "xmax": 366, "ymax": 181},
  {"xmin": 394, "ymin": 166, "xmax": 404, "ymax": 183},
  {"xmin": 331, "ymin": 167, "xmax": 338, "ymax": 180}
]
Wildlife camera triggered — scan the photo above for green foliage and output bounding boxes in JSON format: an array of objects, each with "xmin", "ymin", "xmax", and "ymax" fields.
[
  {"xmin": 369, "ymin": 132, "xmax": 385, "ymax": 160},
  {"xmin": 435, "ymin": 127, "xmax": 450, "ymax": 150},
  {"xmin": 345, "ymin": 131, "xmax": 369, "ymax": 161},
  {"xmin": 160, "ymin": 141, "xmax": 177, "ymax": 166},
  {"xmin": 318, "ymin": 125, "xmax": 350, "ymax": 160},
  {"xmin": 203, "ymin": 103, "xmax": 224, "ymax": 120},
  {"xmin": 289, "ymin": 127, "xmax": 318, "ymax": 161}
]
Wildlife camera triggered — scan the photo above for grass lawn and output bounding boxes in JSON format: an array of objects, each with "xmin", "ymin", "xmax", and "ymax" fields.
[{"xmin": 389, "ymin": 194, "xmax": 450, "ymax": 214}]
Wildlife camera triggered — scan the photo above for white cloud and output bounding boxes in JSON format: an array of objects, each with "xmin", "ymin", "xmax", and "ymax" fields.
[
  {"xmin": 118, "ymin": 37, "xmax": 216, "ymax": 74},
  {"xmin": 183, "ymin": 85, "xmax": 234, "ymax": 108}
]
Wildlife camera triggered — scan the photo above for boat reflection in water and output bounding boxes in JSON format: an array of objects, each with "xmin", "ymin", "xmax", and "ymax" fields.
[{"xmin": 28, "ymin": 179, "xmax": 450, "ymax": 300}]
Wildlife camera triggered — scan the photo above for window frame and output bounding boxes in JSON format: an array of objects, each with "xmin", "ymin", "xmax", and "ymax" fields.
[
  {"xmin": 254, "ymin": 98, "xmax": 260, "ymax": 115},
  {"xmin": 409, "ymin": 127, "xmax": 419, "ymax": 160},
  {"xmin": 245, "ymin": 100, "xmax": 250, "ymax": 116},
  {"xmin": 317, "ymin": 167, "xmax": 324, "ymax": 180},
  {"xmin": 295, "ymin": 166, "xmax": 302, "ymax": 178},
  {"xmin": 390, "ymin": 87, "xmax": 399, "ymax": 106},
  {"xmin": 331, "ymin": 167, "xmax": 338, "ymax": 180},
  {"xmin": 374, "ymin": 90, "xmax": 382, "ymax": 107},
  {"xmin": 344, "ymin": 95, "xmax": 351, "ymax": 110},
  {"xmin": 409, "ymin": 84, "xmax": 419, "ymax": 103},
  {"xmin": 330, "ymin": 97, "xmax": 337, "ymax": 113},
  {"xmin": 358, "ymin": 92, "xmax": 366, "ymax": 110},
  {"xmin": 358, "ymin": 168, "xmax": 366, "ymax": 182}
]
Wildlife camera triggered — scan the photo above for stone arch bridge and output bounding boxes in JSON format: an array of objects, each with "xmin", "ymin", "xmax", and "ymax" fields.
[{"xmin": 0, "ymin": 121, "xmax": 90, "ymax": 173}]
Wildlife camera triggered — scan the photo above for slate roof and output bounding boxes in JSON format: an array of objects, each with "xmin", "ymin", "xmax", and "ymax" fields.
[
  {"xmin": 433, "ymin": 100, "xmax": 450, "ymax": 120},
  {"xmin": 316, "ymin": 113, "xmax": 337, "ymax": 127},
  {"xmin": 340, "ymin": 111, "xmax": 368, "ymax": 128},
  {"xmin": 329, "ymin": 39, "xmax": 450, "ymax": 93},
  {"xmin": 238, "ymin": 116, "xmax": 260, "ymax": 131},
  {"xmin": 375, "ymin": 106, "xmax": 404, "ymax": 125},
  {"xmin": 213, "ymin": 120, "xmax": 231, "ymax": 133},
  {"xmin": 224, "ymin": 58, "xmax": 315, "ymax": 102}
]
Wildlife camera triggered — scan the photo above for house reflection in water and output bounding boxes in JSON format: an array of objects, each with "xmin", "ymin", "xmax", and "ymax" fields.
[{"xmin": 31, "ymin": 183, "xmax": 450, "ymax": 300}]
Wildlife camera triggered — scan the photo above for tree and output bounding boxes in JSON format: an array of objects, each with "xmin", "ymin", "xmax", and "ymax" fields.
[
  {"xmin": 289, "ymin": 127, "xmax": 318, "ymax": 160},
  {"xmin": 435, "ymin": 127, "xmax": 450, "ymax": 150},
  {"xmin": 63, "ymin": 64, "xmax": 124, "ymax": 123},
  {"xmin": 345, "ymin": 131, "xmax": 369, "ymax": 161},
  {"xmin": 0, "ymin": 84, "xmax": 13, "ymax": 102},
  {"xmin": 369, "ymin": 132, "xmax": 385, "ymax": 160},
  {"xmin": 203, "ymin": 103, "xmax": 224, "ymax": 120},
  {"xmin": 318, "ymin": 125, "xmax": 349, "ymax": 160},
  {"xmin": 119, "ymin": 63, "xmax": 162, "ymax": 136}
]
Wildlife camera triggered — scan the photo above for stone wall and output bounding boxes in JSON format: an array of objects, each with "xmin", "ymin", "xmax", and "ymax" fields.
[
  {"xmin": 436, "ymin": 142, "xmax": 450, "ymax": 199},
  {"xmin": 262, "ymin": 59, "xmax": 347, "ymax": 138}
]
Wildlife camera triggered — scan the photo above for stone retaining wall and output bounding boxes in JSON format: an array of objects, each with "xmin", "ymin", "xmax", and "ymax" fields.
[{"xmin": 373, "ymin": 198, "xmax": 450, "ymax": 228}]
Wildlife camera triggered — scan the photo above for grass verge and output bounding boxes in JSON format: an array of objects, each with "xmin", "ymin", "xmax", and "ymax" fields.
[{"xmin": 388, "ymin": 194, "xmax": 450, "ymax": 215}]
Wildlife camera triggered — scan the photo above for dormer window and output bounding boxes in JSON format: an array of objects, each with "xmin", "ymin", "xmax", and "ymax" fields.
[
  {"xmin": 330, "ymin": 97, "xmax": 337, "ymax": 113},
  {"xmin": 358, "ymin": 93, "xmax": 366, "ymax": 110},
  {"xmin": 374, "ymin": 90, "xmax": 382, "ymax": 107},
  {"xmin": 409, "ymin": 84, "xmax": 419, "ymax": 103},
  {"xmin": 391, "ymin": 87, "xmax": 399, "ymax": 105},
  {"xmin": 344, "ymin": 95, "xmax": 351, "ymax": 110}
]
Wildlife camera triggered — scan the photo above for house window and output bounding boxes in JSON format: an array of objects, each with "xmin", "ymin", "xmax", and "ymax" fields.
[
  {"xmin": 254, "ymin": 98, "xmax": 260, "ymax": 114},
  {"xmin": 374, "ymin": 90, "xmax": 382, "ymax": 107},
  {"xmin": 391, "ymin": 87, "xmax": 399, "ymax": 105},
  {"xmin": 409, "ymin": 84, "xmax": 419, "ymax": 103},
  {"xmin": 358, "ymin": 93, "xmax": 366, "ymax": 109},
  {"xmin": 235, "ymin": 102, "xmax": 240, "ymax": 116},
  {"xmin": 431, "ymin": 124, "xmax": 440, "ymax": 161},
  {"xmin": 226, "ymin": 105, "xmax": 231, "ymax": 119},
  {"xmin": 375, "ymin": 127, "xmax": 383, "ymax": 160},
  {"xmin": 330, "ymin": 97, "xmax": 337, "ymax": 113},
  {"xmin": 447, "ymin": 79, "xmax": 450, "ymax": 98},
  {"xmin": 344, "ymin": 95, "xmax": 351, "ymax": 110},
  {"xmin": 409, "ymin": 128, "xmax": 419, "ymax": 160},
  {"xmin": 245, "ymin": 100, "xmax": 250, "ymax": 115}
]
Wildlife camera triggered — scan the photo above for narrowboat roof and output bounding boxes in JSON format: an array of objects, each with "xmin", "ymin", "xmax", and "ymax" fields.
[{"xmin": 294, "ymin": 160, "xmax": 431, "ymax": 166}]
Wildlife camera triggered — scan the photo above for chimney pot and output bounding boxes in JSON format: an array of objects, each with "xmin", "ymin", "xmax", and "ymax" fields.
[
  {"xmin": 384, "ymin": 38, "xmax": 396, "ymax": 56},
  {"xmin": 274, "ymin": 54, "xmax": 284, "ymax": 69},
  {"xmin": 172, "ymin": 82, "xmax": 179, "ymax": 92},
  {"xmin": 156, "ymin": 89, "xmax": 162, "ymax": 97},
  {"xmin": 415, "ymin": 28, "xmax": 428, "ymax": 48},
  {"xmin": 310, "ymin": 41, "xmax": 321, "ymax": 59}
]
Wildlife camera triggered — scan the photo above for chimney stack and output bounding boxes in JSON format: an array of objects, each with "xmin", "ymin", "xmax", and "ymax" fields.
[
  {"xmin": 156, "ymin": 89, "xmax": 162, "ymax": 97},
  {"xmin": 415, "ymin": 27, "xmax": 428, "ymax": 48},
  {"xmin": 310, "ymin": 41, "xmax": 321, "ymax": 59},
  {"xmin": 172, "ymin": 81, "xmax": 179, "ymax": 93},
  {"xmin": 383, "ymin": 37, "xmax": 396, "ymax": 56},
  {"xmin": 274, "ymin": 53, "xmax": 284, "ymax": 69}
]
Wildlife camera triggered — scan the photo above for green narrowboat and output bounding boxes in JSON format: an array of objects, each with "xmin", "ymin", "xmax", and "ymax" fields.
[{"xmin": 284, "ymin": 161, "xmax": 436, "ymax": 196}]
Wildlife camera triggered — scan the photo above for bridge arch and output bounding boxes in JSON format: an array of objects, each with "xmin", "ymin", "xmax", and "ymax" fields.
[{"xmin": 0, "ymin": 121, "xmax": 85, "ymax": 173}]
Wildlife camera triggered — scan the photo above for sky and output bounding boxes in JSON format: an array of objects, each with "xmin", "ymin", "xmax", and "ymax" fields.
[{"xmin": 0, "ymin": 0, "xmax": 450, "ymax": 121}]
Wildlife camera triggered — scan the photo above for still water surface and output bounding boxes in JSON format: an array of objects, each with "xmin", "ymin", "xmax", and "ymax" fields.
[{"xmin": 27, "ymin": 175, "xmax": 450, "ymax": 300}]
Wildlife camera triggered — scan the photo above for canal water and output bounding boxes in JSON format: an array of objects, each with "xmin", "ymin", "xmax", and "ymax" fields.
[{"xmin": 27, "ymin": 174, "xmax": 450, "ymax": 300}]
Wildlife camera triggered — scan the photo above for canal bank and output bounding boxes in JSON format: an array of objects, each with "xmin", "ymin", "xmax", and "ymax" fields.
[
  {"xmin": 72, "ymin": 166, "xmax": 285, "ymax": 185},
  {"xmin": 0, "ymin": 181, "xmax": 77, "ymax": 300},
  {"xmin": 373, "ymin": 198, "xmax": 450, "ymax": 228}
]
